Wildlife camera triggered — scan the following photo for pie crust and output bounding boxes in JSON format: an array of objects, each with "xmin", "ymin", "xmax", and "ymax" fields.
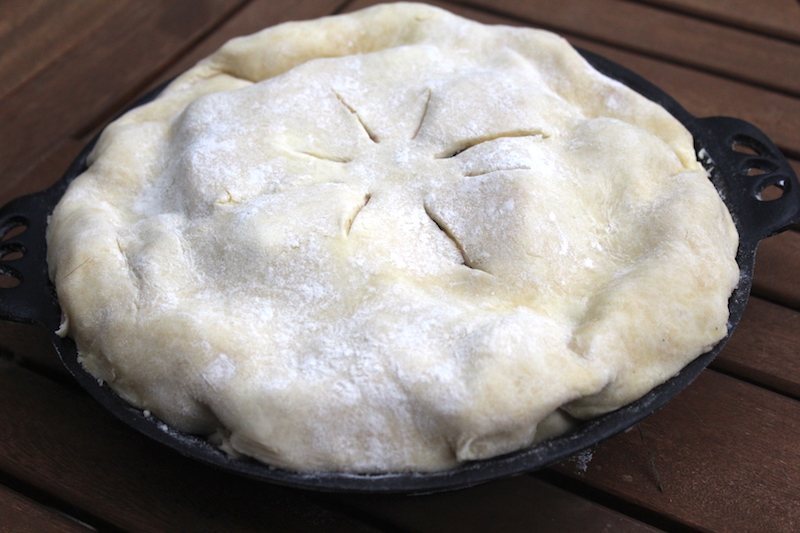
[{"xmin": 46, "ymin": 2, "xmax": 739, "ymax": 472}]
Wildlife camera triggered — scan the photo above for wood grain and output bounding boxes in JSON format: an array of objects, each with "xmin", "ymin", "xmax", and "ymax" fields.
[
  {"xmin": 631, "ymin": 0, "xmax": 800, "ymax": 42},
  {"xmin": 0, "ymin": 138, "xmax": 84, "ymax": 209},
  {"xmin": 0, "ymin": 0, "xmax": 248, "ymax": 199},
  {"xmin": 714, "ymin": 296, "xmax": 800, "ymax": 399},
  {"xmin": 0, "ymin": 0, "xmax": 130, "ymax": 102},
  {"xmin": 752, "ymin": 230, "xmax": 800, "ymax": 309},
  {"xmin": 552, "ymin": 370, "xmax": 800, "ymax": 533},
  {"xmin": 0, "ymin": 321, "xmax": 64, "ymax": 378},
  {"xmin": 0, "ymin": 483, "xmax": 91, "ymax": 533},
  {"xmin": 336, "ymin": 475, "xmax": 665, "ymax": 533}
]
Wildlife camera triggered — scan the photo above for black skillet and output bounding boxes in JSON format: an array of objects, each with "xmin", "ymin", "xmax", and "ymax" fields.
[{"xmin": 0, "ymin": 48, "xmax": 798, "ymax": 493}]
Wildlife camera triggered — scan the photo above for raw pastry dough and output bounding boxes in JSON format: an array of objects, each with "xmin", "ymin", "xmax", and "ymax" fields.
[{"xmin": 46, "ymin": 3, "xmax": 739, "ymax": 472}]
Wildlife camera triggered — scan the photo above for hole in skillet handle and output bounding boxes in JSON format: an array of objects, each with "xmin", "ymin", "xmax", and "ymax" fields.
[
  {"xmin": 690, "ymin": 116, "xmax": 800, "ymax": 243},
  {"xmin": 0, "ymin": 129, "xmax": 105, "ymax": 335},
  {"xmin": 0, "ymin": 220, "xmax": 27, "ymax": 288},
  {"xmin": 0, "ymin": 202, "xmax": 56, "ymax": 327}
]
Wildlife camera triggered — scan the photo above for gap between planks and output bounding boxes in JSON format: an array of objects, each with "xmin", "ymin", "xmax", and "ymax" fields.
[
  {"xmin": 626, "ymin": 0, "xmax": 800, "ymax": 44},
  {"xmin": 0, "ymin": 480, "xmax": 98, "ymax": 533}
]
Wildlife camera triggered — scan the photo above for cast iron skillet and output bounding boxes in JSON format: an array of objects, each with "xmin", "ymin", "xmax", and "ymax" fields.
[{"xmin": 0, "ymin": 49, "xmax": 798, "ymax": 493}]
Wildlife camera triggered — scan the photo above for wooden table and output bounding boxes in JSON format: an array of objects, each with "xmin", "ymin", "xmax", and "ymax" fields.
[{"xmin": 2, "ymin": 1, "xmax": 799, "ymax": 531}]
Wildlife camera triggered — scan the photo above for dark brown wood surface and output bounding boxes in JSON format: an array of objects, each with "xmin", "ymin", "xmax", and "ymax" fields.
[
  {"xmin": 1, "ymin": 1, "xmax": 798, "ymax": 531},
  {"xmin": 0, "ymin": 483, "xmax": 91, "ymax": 533},
  {"xmin": 634, "ymin": 0, "xmax": 800, "ymax": 41}
]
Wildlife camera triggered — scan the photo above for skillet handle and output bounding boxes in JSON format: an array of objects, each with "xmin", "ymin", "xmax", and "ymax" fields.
[
  {"xmin": 0, "ymin": 189, "xmax": 62, "ymax": 330},
  {"xmin": 692, "ymin": 116, "xmax": 800, "ymax": 242}
]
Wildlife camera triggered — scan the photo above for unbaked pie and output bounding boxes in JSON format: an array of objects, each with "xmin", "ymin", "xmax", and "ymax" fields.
[{"xmin": 46, "ymin": 2, "xmax": 739, "ymax": 472}]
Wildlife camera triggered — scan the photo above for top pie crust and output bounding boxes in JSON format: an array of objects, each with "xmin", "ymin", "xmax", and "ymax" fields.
[{"xmin": 46, "ymin": 3, "xmax": 739, "ymax": 472}]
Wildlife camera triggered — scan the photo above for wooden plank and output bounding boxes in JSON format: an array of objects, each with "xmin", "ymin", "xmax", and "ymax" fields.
[
  {"xmin": 453, "ymin": 0, "xmax": 800, "ymax": 97},
  {"xmin": 0, "ymin": 359, "xmax": 383, "ymax": 533},
  {"xmin": 551, "ymin": 370, "xmax": 800, "ymax": 533},
  {"xmin": 0, "ymin": 138, "xmax": 84, "ymax": 209},
  {"xmin": 0, "ymin": 0, "xmax": 51, "ymax": 37},
  {"xmin": 0, "ymin": 483, "xmax": 92, "ymax": 533},
  {"xmin": 0, "ymin": 321, "xmax": 66, "ymax": 379},
  {"xmin": 631, "ymin": 0, "xmax": 800, "ymax": 42},
  {"xmin": 757, "ymin": 232, "xmax": 800, "ymax": 293},
  {"xmin": 0, "ymin": 0, "xmax": 130, "ymax": 101},
  {"xmin": 752, "ymin": 229, "xmax": 800, "ymax": 309},
  {"xmin": 714, "ymin": 297, "xmax": 800, "ymax": 399},
  {"xmin": 335, "ymin": 475, "xmax": 665, "ymax": 533},
  {"xmin": 0, "ymin": 0, "xmax": 248, "ymax": 200}
]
